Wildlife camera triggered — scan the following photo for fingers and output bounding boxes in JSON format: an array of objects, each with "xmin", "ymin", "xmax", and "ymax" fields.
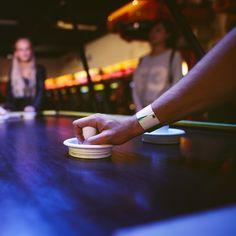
[
  {"xmin": 72, "ymin": 114, "xmax": 122, "ymax": 145},
  {"xmin": 73, "ymin": 114, "xmax": 102, "ymax": 144},
  {"xmin": 76, "ymin": 133, "xmax": 84, "ymax": 144},
  {"xmin": 73, "ymin": 121, "xmax": 84, "ymax": 143},
  {"xmin": 73, "ymin": 115, "xmax": 98, "ymax": 128},
  {"xmin": 84, "ymin": 131, "xmax": 111, "ymax": 145}
]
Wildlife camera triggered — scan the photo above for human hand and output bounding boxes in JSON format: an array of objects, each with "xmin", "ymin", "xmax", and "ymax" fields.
[
  {"xmin": 73, "ymin": 114, "xmax": 144, "ymax": 145},
  {"xmin": 24, "ymin": 106, "xmax": 35, "ymax": 112}
]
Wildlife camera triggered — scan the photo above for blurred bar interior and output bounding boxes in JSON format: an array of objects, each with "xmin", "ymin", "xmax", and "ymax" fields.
[{"xmin": 0, "ymin": 0, "xmax": 236, "ymax": 122}]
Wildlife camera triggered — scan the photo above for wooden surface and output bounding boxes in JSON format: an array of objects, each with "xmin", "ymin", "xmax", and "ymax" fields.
[{"xmin": 0, "ymin": 116, "xmax": 236, "ymax": 236}]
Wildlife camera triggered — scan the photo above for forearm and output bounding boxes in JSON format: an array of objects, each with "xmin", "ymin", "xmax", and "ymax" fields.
[
  {"xmin": 124, "ymin": 29, "xmax": 236, "ymax": 140},
  {"xmin": 152, "ymin": 28, "xmax": 236, "ymax": 124}
]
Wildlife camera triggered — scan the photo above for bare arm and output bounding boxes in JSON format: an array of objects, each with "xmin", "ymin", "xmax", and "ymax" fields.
[
  {"xmin": 154, "ymin": 28, "xmax": 236, "ymax": 124},
  {"xmin": 73, "ymin": 29, "xmax": 236, "ymax": 145}
]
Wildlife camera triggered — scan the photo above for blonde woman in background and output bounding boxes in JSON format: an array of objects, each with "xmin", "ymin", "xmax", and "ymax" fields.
[{"xmin": 6, "ymin": 38, "xmax": 46, "ymax": 112}]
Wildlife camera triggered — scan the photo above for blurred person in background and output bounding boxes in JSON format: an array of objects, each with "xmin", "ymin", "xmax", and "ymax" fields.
[
  {"xmin": 132, "ymin": 19, "xmax": 183, "ymax": 111},
  {"xmin": 5, "ymin": 38, "xmax": 46, "ymax": 112}
]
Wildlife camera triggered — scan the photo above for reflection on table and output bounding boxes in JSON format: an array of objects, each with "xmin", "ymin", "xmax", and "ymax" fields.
[{"xmin": 0, "ymin": 116, "xmax": 235, "ymax": 235}]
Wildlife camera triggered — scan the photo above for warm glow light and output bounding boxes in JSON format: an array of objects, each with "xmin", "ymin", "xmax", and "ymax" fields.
[
  {"xmin": 56, "ymin": 74, "xmax": 74, "ymax": 88},
  {"xmin": 56, "ymin": 20, "xmax": 97, "ymax": 31},
  {"xmin": 107, "ymin": 0, "xmax": 146, "ymax": 27},
  {"xmin": 107, "ymin": 0, "xmax": 158, "ymax": 31},
  {"xmin": 89, "ymin": 68, "xmax": 101, "ymax": 82},
  {"xmin": 45, "ymin": 59, "xmax": 139, "ymax": 90},
  {"xmin": 74, "ymin": 71, "xmax": 88, "ymax": 84},
  {"xmin": 57, "ymin": 20, "xmax": 73, "ymax": 30},
  {"xmin": 45, "ymin": 78, "xmax": 56, "ymax": 90},
  {"xmin": 132, "ymin": 0, "xmax": 139, "ymax": 6},
  {"xmin": 182, "ymin": 61, "xmax": 188, "ymax": 76}
]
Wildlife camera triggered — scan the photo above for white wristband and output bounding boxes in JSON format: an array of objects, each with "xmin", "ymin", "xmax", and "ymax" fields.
[{"xmin": 136, "ymin": 105, "xmax": 160, "ymax": 131}]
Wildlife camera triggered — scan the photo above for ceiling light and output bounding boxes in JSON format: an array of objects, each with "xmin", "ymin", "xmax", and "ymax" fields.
[
  {"xmin": 57, "ymin": 20, "xmax": 73, "ymax": 30},
  {"xmin": 56, "ymin": 20, "xmax": 98, "ymax": 31},
  {"xmin": 77, "ymin": 24, "xmax": 98, "ymax": 31}
]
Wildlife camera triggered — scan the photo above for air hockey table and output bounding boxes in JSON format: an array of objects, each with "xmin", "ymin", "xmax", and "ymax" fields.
[{"xmin": 0, "ymin": 110, "xmax": 235, "ymax": 236}]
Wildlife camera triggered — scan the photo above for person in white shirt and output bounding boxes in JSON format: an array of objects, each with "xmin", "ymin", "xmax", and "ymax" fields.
[{"xmin": 132, "ymin": 19, "xmax": 182, "ymax": 111}]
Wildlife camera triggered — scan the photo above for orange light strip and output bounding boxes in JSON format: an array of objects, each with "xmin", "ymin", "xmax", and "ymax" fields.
[
  {"xmin": 45, "ymin": 58, "xmax": 139, "ymax": 90},
  {"xmin": 107, "ymin": 0, "xmax": 158, "ymax": 31}
]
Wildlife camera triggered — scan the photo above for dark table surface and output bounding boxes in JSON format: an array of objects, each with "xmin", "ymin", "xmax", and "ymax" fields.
[{"xmin": 0, "ymin": 116, "xmax": 236, "ymax": 236}]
